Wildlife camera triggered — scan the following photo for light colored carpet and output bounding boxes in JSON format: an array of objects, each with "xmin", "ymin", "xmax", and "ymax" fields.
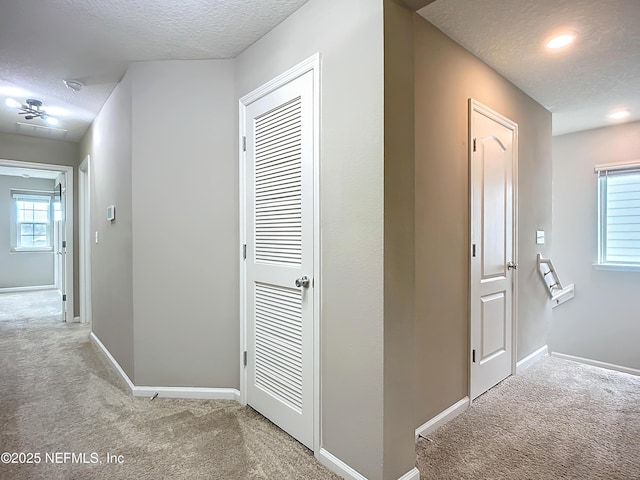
[
  {"xmin": 0, "ymin": 290, "xmax": 61, "ymax": 322},
  {"xmin": 0, "ymin": 312, "xmax": 339, "ymax": 479},
  {"xmin": 417, "ymin": 356, "xmax": 640, "ymax": 479}
]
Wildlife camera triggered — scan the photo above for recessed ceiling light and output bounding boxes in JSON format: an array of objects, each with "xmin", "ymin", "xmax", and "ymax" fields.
[
  {"xmin": 546, "ymin": 33, "xmax": 576, "ymax": 49},
  {"xmin": 45, "ymin": 116, "xmax": 59, "ymax": 126},
  {"xmin": 608, "ymin": 109, "xmax": 630, "ymax": 120}
]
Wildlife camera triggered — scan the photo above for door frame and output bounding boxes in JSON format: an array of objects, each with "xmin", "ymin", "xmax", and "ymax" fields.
[
  {"xmin": 79, "ymin": 155, "xmax": 92, "ymax": 324},
  {"xmin": 468, "ymin": 98, "xmax": 519, "ymax": 399},
  {"xmin": 0, "ymin": 158, "xmax": 74, "ymax": 320},
  {"xmin": 239, "ymin": 53, "xmax": 321, "ymax": 452}
]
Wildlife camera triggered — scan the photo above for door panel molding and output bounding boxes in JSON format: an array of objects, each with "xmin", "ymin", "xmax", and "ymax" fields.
[{"xmin": 239, "ymin": 53, "xmax": 321, "ymax": 452}]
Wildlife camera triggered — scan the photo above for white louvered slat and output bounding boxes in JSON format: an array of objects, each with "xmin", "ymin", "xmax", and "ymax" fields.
[
  {"xmin": 254, "ymin": 97, "xmax": 303, "ymax": 266},
  {"xmin": 254, "ymin": 283, "xmax": 303, "ymax": 411}
]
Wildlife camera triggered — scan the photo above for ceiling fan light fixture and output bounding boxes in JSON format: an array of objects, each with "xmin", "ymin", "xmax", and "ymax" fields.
[
  {"xmin": 63, "ymin": 79, "xmax": 84, "ymax": 92},
  {"xmin": 546, "ymin": 32, "xmax": 576, "ymax": 49},
  {"xmin": 608, "ymin": 109, "xmax": 630, "ymax": 120},
  {"xmin": 6, "ymin": 97, "xmax": 60, "ymax": 125}
]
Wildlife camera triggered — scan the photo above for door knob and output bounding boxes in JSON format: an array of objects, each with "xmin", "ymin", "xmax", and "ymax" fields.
[
  {"xmin": 295, "ymin": 276, "xmax": 310, "ymax": 288},
  {"xmin": 507, "ymin": 261, "xmax": 518, "ymax": 270}
]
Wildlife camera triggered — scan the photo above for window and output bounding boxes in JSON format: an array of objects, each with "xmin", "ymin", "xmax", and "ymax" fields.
[
  {"xmin": 596, "ymin": 162, "xmax": 640, "ymax": 269},
  {"xmin": 13, "ymin": 193, "xmax": 52, "ymax": 250}
]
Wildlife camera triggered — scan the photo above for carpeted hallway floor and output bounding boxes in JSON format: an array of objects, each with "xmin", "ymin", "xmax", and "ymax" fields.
[
  {"xmin": 416, "ymin": 355, "xmax": 640, "ymax": 479},
  {"xmin": 0, "ymin": 292, "xmax": 338, "ymax": 480},
  {"xmin": 3, "ymin": 291, "xmax": 639, "ymax": 479}
]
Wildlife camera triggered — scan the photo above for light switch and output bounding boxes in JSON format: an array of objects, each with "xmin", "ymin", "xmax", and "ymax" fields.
[{"xmin": 536, "ymin": 230, "xmax": 545, "ymax": 245}]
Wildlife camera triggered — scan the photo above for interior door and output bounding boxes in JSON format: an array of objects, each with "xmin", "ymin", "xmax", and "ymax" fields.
[
  {"xmin": 245, "ymin": 70, "xmax": 314, "ymax": 449},
  {"xmin": 469, "ymin": 100, "xmax": 517, "ymax": 400},
  {"xmin": 53, "ymin": 177, "xmax": 68, "ymax": 322}
]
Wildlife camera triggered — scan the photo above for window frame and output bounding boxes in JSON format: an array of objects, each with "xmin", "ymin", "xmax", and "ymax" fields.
[
  {"xmin": 595, "ymin": 161, "xmax": 640, "ymax": 272},
  {"xmin": 11, "ymin": 192, "xmax": 54, "ymax": 253}
]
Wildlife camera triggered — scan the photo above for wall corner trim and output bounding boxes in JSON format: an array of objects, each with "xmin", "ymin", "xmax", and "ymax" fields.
[
  {"xmin": 89, "ymin": 332, "xmax": 240, "ymax": 401},
  {"xmin": 316, "ymin": 448, "xmax": 368, "ymax": 480},
  {"xmin": 516, "ymin": 344, "xmax": 548, "ymax": 374},
  {"xmin": 415, "ymin": 397, "xmax": 470, "ymax": 442},
  {"xmin": 551, "ymin": 352, "xmax": 640, "ymax": 377},
  {"xmin": 397, "ymin": 466, "xmax": 421, "ymax": 480}
]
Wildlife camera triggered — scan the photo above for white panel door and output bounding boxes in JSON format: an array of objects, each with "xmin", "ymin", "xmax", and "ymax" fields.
[
  {"xmin": 470, "ymin": 100, "xmax": 517, "ymax": 400},
  {"xmin": 245, "ymin": 70, "xmax": 314, "ymax": 449},
  {"xmin": 54, "ymin": 177, "xmax": 68, "ymax": 322}
]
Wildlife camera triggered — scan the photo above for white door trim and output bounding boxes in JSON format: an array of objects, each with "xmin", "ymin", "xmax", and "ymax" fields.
[
  {"xmin": 0, "ymin": 158, "xmax": 74, "ymax": 321},
  {"xmin": 239, "ymin": 53, "xmax": 321, "ymax": 453},
  {"xmin": 468, "ymin": 98, "xmax": 519, "ymax": 399},
  {"xmin": 79, "ymin": 155, "xmax": 92, "ymax": 324}
]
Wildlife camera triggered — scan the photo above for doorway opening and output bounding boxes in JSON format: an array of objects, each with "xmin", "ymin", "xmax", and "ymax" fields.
[{"xmin": 0, "ymin": 158, "xmax": 74, "ymax": 323}]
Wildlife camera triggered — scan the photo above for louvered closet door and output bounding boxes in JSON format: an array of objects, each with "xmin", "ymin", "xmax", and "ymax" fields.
[{"xmin": 245, "ymin": 70, "xmax": 314, "ymax": 449}]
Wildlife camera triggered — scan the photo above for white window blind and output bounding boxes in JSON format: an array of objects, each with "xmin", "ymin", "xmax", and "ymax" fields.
[{"xmin": 595, "ymin": 162, "xmax": 640, "ymax": 266}]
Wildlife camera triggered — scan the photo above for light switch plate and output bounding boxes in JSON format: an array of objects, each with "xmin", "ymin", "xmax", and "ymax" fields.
[
  {"xmin": 536, "ymin": 230, "xmax": 545, "ymax": 245},
  {"xmin": 107, "ymin": 205, "xmax": 115, "ymax": 221}
]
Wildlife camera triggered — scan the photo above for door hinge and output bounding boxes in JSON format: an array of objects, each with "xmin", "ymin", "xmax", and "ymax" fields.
[
  {"xmin": 62, "ymin": 294, "xmax": 67, "ymax": 302},
  {"xmin": 62, "ymin": 240, "xmax": 67, "ymax": 248},
  {"xmin": 472, "ymin": 244, "xmax": 476, "ymax": 257},
  {"xmin": 472, "ymin": 349, "xmax": 476, "ymax": 363},
  {"xmin": 242, "ymin": 244, "xmax": 247, "ymax": 260},
  {"xmin": 243, "ymin": 351, "xmax": 248, "ymax": 367},
  {"xmin": 473, "ymin": 138, "xmax": 477, "ymax": 152},
  {"xmin": 242, "ymin": 136, "xmax": 247, "ymax": 152}
]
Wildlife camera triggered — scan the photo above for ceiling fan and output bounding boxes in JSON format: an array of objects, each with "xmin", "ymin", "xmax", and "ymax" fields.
[{"xmin": 5, "ymin": 98, "xmax": 59, "ymax": 125}]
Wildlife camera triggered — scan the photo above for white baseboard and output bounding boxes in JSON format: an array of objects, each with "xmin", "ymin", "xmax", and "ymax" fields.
[
  {"xmin": 90, "ymin": 331, "xmax": 240, "ymax": 401},
  {"xmin": 90, "ymin": 332, "xmax": 135, "ymax": 392},
  {"xmin": 551, "ymin": 352, "xmax": 640, "ymax": 377},
  {"xmin": 72, "ymin": 316, "xmax": 81, "ymax": 323},
  {"xmin": 397, "ymin": 467, "xmax": 420, "ymax": 480},
  {"xmin": 132, "ymin": 385, "xmax": 240, "ymax": 401},
  {"xmin": 316, "ymin": 448, "xmax": 367, "ymax": 480},
  {"xmin": 317, "ymin": 448, "xmax": 420, "ymax": 480},
  {"xmin": 0, "ymin": 285, "xmax": 56, "ymax": 293},
  {"xmin": 516, "ymin": 344, "xmax": 548, "ymax": 374},
  {"xmin": 415, "ymin": 397, "xmax": 469, "ymax": 441}
]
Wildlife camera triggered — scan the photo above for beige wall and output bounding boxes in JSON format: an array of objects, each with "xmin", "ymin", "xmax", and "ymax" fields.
[
  {"xmin": 0, "ymin": 132, "xmax": 80, "ymax": 314},
  {"xmin": 130, "ymin": 59, "xmax": 238, "ymax": 388},
  {"xmin": 80, "ymin": 70, "xmax": 134, "ymax": 378},
  {"xmin": 414, "ymin": 17, "xmax": 552, "ymax": 424},
  {"xmin": 551, "ymin": 121, "xmax": 640, "ymax": 370},
  {"xmin": 236, "ymin": 0, "xmax": 388, "ymax": 477},
  {"xmin": 383, "ymin": 1, "xmax": 417, "ymax": 479}
]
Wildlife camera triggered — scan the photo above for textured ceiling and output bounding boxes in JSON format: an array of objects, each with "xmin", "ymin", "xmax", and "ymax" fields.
[
  {"xmin": 0, "ymin": 0, "xmax": 309, "ymax": 142},
  {"xmin": 419, "ymin": 0, "xmax": 640, "ymax": 135},
  {"xmin": 2, "ymin": 1, "xmax": 637, "ymax": 143}
]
